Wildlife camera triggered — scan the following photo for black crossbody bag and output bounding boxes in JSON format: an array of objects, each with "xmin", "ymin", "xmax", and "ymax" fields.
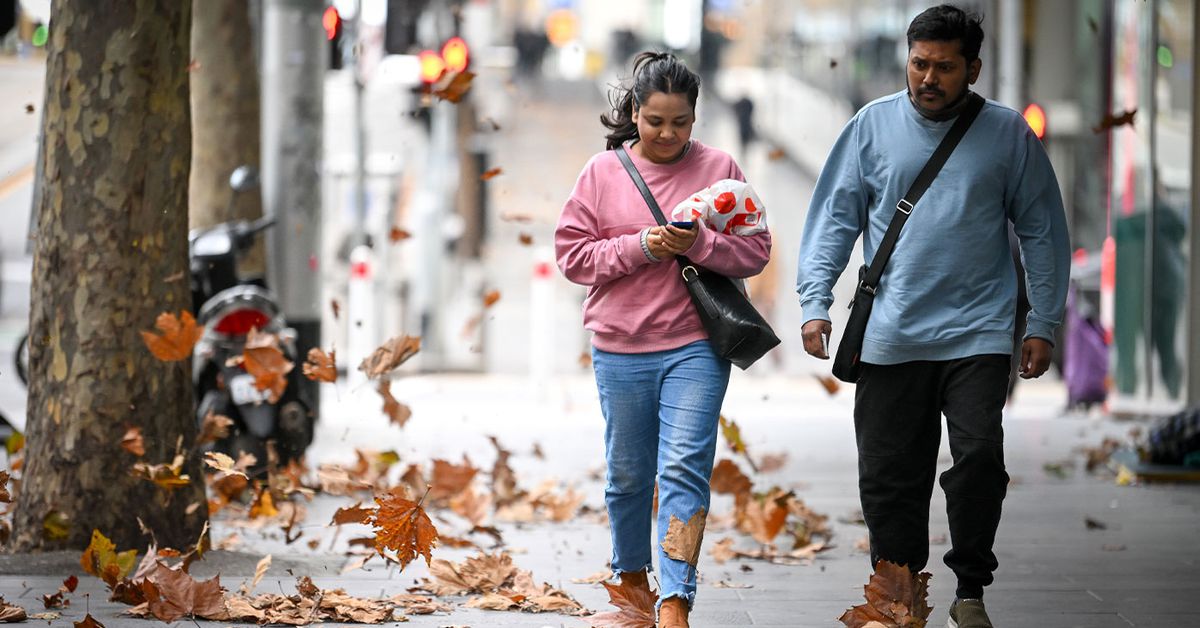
[
  {"xmin": 615, "ymin": 146, "xmax": 780, "ymax": 370},
  {"xmin": 832, "ymin": 92, "xmax": 986, "ymax": 382}
]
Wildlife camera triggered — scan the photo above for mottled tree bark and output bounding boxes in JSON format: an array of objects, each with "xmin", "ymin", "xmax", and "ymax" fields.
[
  {"xmin": 190, "ymin": 0, "xmax": 264, "ymax": 273},
  {"xmin": 12, "ymin": 0, "xmax": 207, "ymax": 551}
]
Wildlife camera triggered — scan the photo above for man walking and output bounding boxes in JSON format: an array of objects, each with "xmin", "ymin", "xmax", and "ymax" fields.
[{"xmin": 796, "ymin": 5, "xmax": 1069, "ymax": 627}]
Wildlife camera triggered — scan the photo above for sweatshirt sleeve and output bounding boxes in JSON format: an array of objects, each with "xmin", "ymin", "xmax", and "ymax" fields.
[
  {"xmin": 555, "ymin": 163, "xmax": 653, "ymax": 286},
  {"xmin": 796, "ymin": 116, "xmax": 869, "ymax": 324},
  {"xmin": 1007, "ymin": 128, "xmax": 1070, "ymax": 344},
  {"xmin": 681, "ymin": 157, "xmax": 772, "ymax": 278}
]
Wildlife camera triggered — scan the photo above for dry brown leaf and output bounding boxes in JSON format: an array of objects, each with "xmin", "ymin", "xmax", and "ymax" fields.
[
  {"xmin": 488, "ymin": 436, "xmax": 521, "ymax": 506},
  {"xmin": 196, "ymin": 412, "xmax": 233, "ymax": 446},
  {"xmin": 204, "ymin": 452, "xmax": 246, "ymax": 478},
  {"xmin": 758, "ymin": 452, "xmax": 789, "ymax": 474},
  {"xmin": 240, "ymin": 554, "xmax": 271, "ymax": 595},
  {"xmin": 359, "ymin": 335, "xmax": 421, "ymax": 379},
  {"xmin": 814, "ymin": 374, "xmax": 841, "ymax": 395},
  {"xmin": 302, "ymin": 348, "xmax": 337, "ymax": 382},
  {"xmin": 482, "ymin": 290, "xmax": 501, "ymax": 308},
  {"xmin": 838, "ymin": 560, "xmax": 932, "ymax": 628},
  {"xmin": 330, "ymin": 299, "xmax": 341, "ymax": 319},
  {"xmin": 371, "ymin": 487, "xmax": 439, "ymax": 570},
  {"xmin": 480, "ymin": 167, "xmax": 503, "ymax": 181},
  {"xmin": 389, "ymin": 227, "xmax": 412, "ymax": 242},
  {"xmin": 131, "ymin": 455, "xmax": 191, "ymax": 491},
  {"xmin": 518, "ymin": 233, "xmax": 533, "ymax": 246},
  {"xmin": 389, "ymin": 593, "xmax": 451, "ymax": 614},
  {"xmin": 142, "ymin": 560, "xmax": 226, "ymax": 622},
  {"xmin": 429, "ymin": 457, "xmax": 478, "ymax": 502},
  {"xmin": 249, "ymin": 486, "xmax": 279, "ymax": 519},
  {"xmin": 423, "ymin": 558, "xmax": 474, "ymax": 596},
  {"xmin": 449, "ymin": 487, "xmax": 492, "ymax": 527},
  {"xmin": 242, "ymin": 329, "xmax": 294, "ymax": 403},
  {"xmin": 719, "ymin": 415, "xmax": 759, "ymax": 473},
  {"xmin": 737, "ymin": 488, "xmax": 791, "ymax": 545},
  {"xmin": 120, "ymin": 427, "xmax": 145, "ymax": 457},
  {"xmin": 140, "ymin": 311, "xmax": 203, "ymax": 362},
  {"xmin": 571, "ymin": 568, "xmax": 614, "ymax": 584},
  {"xmin": 1093, "ymin": 108, "xmax": 1137, "ymax": 134},
  {"xmin": 660, "ymin": 507, "xmax": 706, "ymax": 567},
  {"xmin": 460, "ymin": 552, "xmax": 518, "ymax": 590},
  {"xmin": 73, "ymin": 613, "xmax": 104, "ymax": 628},
  {"xmin": 710, "ymin": 459, "xmax": 753, "ymax": 496},
  {"xmin": 377, "ymin": 380, "xmax": 412, "ymax": 428},
  {"xmin": 0, "ymin": 471, "xmax": 11, "ymax": 503},
  {"xmin": 767, "ymin": 147, "xmax": 787, "ymax": 161},
  {"xmin": 586, "ymin": 578, "xmax": 657, "ymax": 628},
  {"xmin": 331, "ymin": 503, "xmax": 375, "ymax": 526},
  {"xmin": 708, "ymin": 537, "xmax": 737, "ymax": 564},
  {"xmin": 465, "ymin": 592, "xmax": 519, "ymax": 610},
  {"xmin": 0, "ymin": 599, "xmax": 26, "ymax": 623},
  {"xmin": 432, "ymin": 70, "xmax": 475, "ymax": 102}
]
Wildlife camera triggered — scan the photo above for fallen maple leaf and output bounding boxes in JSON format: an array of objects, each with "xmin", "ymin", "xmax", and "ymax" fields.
[
  {"xmin": 119, "ymin": 427, "xmax": 145, "ymax": 457},
  {"xmin": 737, "ymin": 488, "xmax": 791, "ymax": 545},
  {"xmin": 838, "ymin": 560, "xmax": 933, "ymax": 628},
  {"xmin": 371, "ymin": 486, "xmax": 439, "ymax": 570},
  {"xmin": 73, "ymin": 613, "xmax": 104, "ymax": 628},
  {"xmin": 480, "ymin": 167, "xmax": 503, "ymax": 181},
  {"xmin": 660, "ymin": 507, "xmax": 706, "ymax": 567},
  {"xmin": 80, "ymin": 529, "xmax": 138, "ymax": 586},
  {"xmin": 1093, "ymin": 108, "xmax": 1137, "ymax": 133},
  {"xmin": 709, "ymin": 537, "xmax": 737, "ymax": 564},
  {"xmin": 0, "ymin": 598, "xmax": 26, "ymax": 622},
  {"xmin": 433, "ymin": 70, "xmax": 475, "ymax": 102},
  {"xmin": 429, "ymin": 456, "xmax": 478, "ymax": 502},
  {"xmin": 377, "ymin": 380, "xmax": 412, "ymax": 428},
  {"xmin": 61, "ymin": 575, "xmax": 78, "ymax": 593},
  {"xmin": 241, "ymin": 329, "xmax": 293, "ymax": 402},
  {"xmin": 449, "ymin": 487, "xmax": 492, "ymax": 527},
  {"xmin": 587, "ymin": 578, "xmax": 657, "ymax": 628},
  {"xmin": 359, "ymin": 335, "xmax": 421, "ymax": 379},
  {"xmin": 710, "ymin": 459, "xmax": 753, "ymax": 497},
  {"xmin": 302, "ymin": 347, "xmax": 337, "ymax": 382},
  {"xmin": 140, "ymin": 311, "xmax": 203, "ymax": 361},
  {"xmin": 389, "ymin": 227, "xmax": 412, "ymax": 242},
  {"xmin": 142, "ymin": 561, "xmax": 226, "ymax": 622}
]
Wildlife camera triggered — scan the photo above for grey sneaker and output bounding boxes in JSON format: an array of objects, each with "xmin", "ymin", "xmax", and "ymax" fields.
[{"xmin": 947, "ymin": 598, "xmax": 993, "ymax": 628}]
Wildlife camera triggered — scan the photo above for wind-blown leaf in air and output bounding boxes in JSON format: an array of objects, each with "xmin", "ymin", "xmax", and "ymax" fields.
[{"xmin": 140, "ymin": 311, "xmax": 203, "ymax": 361}]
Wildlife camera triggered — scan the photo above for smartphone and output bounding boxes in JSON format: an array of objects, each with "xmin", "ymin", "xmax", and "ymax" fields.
[
  {"xmin": 669, "ymin": 220, "xmax": 695, "ymax": 229},
  {"xmin": 821, "ymin": 333, "xmax": 829, "ymax": 357}
]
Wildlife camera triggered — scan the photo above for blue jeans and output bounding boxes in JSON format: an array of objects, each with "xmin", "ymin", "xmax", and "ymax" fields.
[{"xmin": 591, "ymin": 340, "xmax": 731, "ymax": 609}]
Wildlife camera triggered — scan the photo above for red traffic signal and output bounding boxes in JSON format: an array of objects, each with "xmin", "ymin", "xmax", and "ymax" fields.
[
  {"xmin": 322, "ymin": 6, "xmax": 341, "ymax": 41},
  {"xmin": 441, "ymin": 37, "xmax": 469, "ymax": 73},
  {"xmin": 419, "ymin": 49, "xmax": 446, "ymax": 84},
  {"xmin": 1023, "ymin": 103, "xmax": 1046, "ymax": 140}
]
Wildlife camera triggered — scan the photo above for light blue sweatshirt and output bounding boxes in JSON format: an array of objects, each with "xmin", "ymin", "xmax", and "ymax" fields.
[{"xmin": 796, "ymin": 90, "xmax": 1070, "ymax": 365}]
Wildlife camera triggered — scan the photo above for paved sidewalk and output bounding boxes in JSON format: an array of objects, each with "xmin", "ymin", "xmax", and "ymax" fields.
[{"xmin": 3, "ymin": 373, "xmax": 1198, "ymax": 627}]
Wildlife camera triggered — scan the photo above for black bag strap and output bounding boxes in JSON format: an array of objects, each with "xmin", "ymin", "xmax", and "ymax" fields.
[
  {"xmin": 614, "ymin": 145, "xmax": 688, "ymax": 268},
  {"xmin": 859, "ymin": 92, "xmax": 986, "ymax": 293}
]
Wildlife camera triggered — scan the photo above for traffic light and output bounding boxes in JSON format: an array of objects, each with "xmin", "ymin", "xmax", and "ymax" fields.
[
  {"xmin": 418, "ymin": 49, "xmax": 445, "ymax": 84},
  {"xmin": 324, "ymin": 6, "xmax": 344, "ymax": 70},
  {"xmin": 417, "ymin": 38, "xmax": 470, "ymax": 84},
  {"xmin": 1023, "ymin": 103, "xmax": 1046, "ymax": 140}
]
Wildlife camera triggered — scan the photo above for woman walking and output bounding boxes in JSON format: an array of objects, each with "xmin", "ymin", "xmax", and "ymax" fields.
[{"xmin": 555, "ymin": 52, "xmax": 771, "ymax": 627}]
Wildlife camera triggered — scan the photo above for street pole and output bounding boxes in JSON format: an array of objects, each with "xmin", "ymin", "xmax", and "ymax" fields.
[
  {"xmin": 997, "ymin": 0, "xmax": 1022, "ymax": 109},
  {"xmin": 262, "ymin": 0, "xmax": 324, "ymax": 419},
  {"xmin": 1188, "ymin": 0, "xmax": 1200, "ymax": 406}
]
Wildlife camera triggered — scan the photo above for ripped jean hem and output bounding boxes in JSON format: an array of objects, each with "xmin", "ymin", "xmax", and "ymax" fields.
[
  {"xmin": 611, "ymin": 562, "xmax": 654, "ymax": 577},
  {"xmin": 655, "ymin": 590, "xmax": 696, "ymax": 612}
]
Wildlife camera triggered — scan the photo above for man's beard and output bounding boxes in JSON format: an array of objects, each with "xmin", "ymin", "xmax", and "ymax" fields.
[{"xmin": 908, "ymin": 83, "xmax": 969, "ymax": 120}]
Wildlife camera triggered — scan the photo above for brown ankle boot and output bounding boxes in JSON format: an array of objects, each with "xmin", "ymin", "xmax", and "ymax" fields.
[
  {"xmin": 619, "ymin": 569, "xmax": 649, "ymax": 590},
  {"xmin": 658, "ymin": 596, "xmax": 689, "ymax": 628}
]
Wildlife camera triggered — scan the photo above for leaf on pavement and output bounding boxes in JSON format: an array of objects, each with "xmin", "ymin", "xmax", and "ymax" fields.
[
  {"xmin": 196, "ymin": 412, "xmax": 233, "ymax": 446},
  {"xmin": 371, "ymin": 487, "xmax": 439, "ymax": 570},
  {"xmin": 358, "ymin": 335, "xmax": 421, "ymax": 379},
  {"xmin": 204, "ymin": 452, "xmax": 246, "ymax": 478},
  {"xmin": 736, "ymin": 488, "xmax": 792, "ymax": 545},
  {"xmin": 377, "ymin": 380, "xmax": 412, "ymax": 428},
  {"xmin": 586, "ymin": 578, "xmax": 657, "ymax": 628},
  {"xmin": 433, "ymin": 70, "xmax": 475, "ymax": 103},
  {"xmin": 302, "ymin": 348, "xmax": 337, "ymax": 383},
  {"xmin": 429, "ymin": 457, "xmax": 478, "ymax": 502},
  {"xmin": 0, "ymin": 598, "xmax": 26, "ymax": 623},
  {"xmin": 449, "ymin": 487, "xmax": 492, "ymax": 527},
  {"xmin": 120, "ymin": 427, "xmax": 145, "ymax": 457},
  {"xmin": 331, "ymin": 503, "xmax": 375, "ymax": 525},
  {"xmin": 465, "ymin": 592, "xmax": 520, "ymax": 610},
  {"xmin": 710, "ymin": 459, "xmax": 753, "ymax": 497},
  {"xmin": 487, "ymin": 436, "xmax": 521, "ymax": 506},
  {"xmin": 80, "ymin": 529, "xmax": 138, "ymax": 586},
  {"xmin": 140, "ymin": 311, "xmax": 203, "ymax": 362},
  {"xmin": 242, "ymin": 329, "xmax": 293, "ymax": 403},
  {"xmin": 709, "ymin": 537, "xmax": 737, "ymax": 564},
  {"xmin": 660, "ymin": 507, "xmax": 706, "ymax": 567},
  {"xmin": 73, "ymin": 613, "xmax": 104, "ymax": 628},
  {"xmin": 838, "ymin": 560, "xmax": 932, "ymax": 628},
  {"xmin": 142, "ymin": 561, "xmax": 226, "ymax": 622}
]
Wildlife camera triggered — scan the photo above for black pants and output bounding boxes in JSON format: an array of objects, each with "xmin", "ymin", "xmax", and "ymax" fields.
[{"xmin": 854, "ymin": 354, "xmax": 1010, "ymax": 600}]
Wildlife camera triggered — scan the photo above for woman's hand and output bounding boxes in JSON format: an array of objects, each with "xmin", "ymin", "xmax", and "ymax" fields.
[
  {"xmin": 660, "ymin": 223, "xmax": 699, "ymax": 255},
  {"xmin": 646, "ymin": 227, "xmax": 676, "ymax": 260}
]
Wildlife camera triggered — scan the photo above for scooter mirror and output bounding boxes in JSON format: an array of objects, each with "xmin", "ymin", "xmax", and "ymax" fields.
[{"xmin": 229, "ymin": 165, "xmax": 260, "ymax": 192}]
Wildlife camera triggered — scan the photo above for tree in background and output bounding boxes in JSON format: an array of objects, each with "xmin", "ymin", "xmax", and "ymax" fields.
[{"xmin": 12, "ymin": 0, "xmax": 207, "ymax": 551}]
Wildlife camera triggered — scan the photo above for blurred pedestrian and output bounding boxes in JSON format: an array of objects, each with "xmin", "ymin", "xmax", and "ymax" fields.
[
  {"xmin": 555, "ymin": 51, "xmax": 771, "ymax": 628},
  {"xmin": 795, "ymin": 6, "xmax": 1069, "ymax": 627},
  {"xmin": 732, "ymin": 95, "xmax": 756, "ymax": 156}
]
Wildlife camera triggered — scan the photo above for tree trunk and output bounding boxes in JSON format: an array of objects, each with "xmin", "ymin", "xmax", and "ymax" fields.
[
  {"xmin": 12, "ymin": 0, "xmax": 207, "ymax": 552},
  {"xmin": 189, "ymin": 0, "xmax": 264, "ymax": 274}
]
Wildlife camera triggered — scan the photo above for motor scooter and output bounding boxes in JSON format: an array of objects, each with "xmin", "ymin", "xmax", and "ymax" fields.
[{"xmin": 190, "ymin": 166, "xmax": 313, "ymax": 475}]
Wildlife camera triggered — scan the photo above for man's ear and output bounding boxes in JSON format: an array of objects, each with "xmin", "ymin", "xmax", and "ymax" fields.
[{"xmin": 967, "ymin": 58, "xmax": 982, "ymax": 85}]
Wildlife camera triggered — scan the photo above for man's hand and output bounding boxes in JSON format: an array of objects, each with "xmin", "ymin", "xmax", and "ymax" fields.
[
  {"xmin": 802, "ymin": 319, "xmax": 832, "ymax": 359},
  {"xmin": 1018, "ymin": 337, "xmax": 1053, "ymax": 379}
]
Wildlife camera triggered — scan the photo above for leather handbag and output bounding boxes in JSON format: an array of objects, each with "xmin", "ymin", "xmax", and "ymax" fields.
[
  {"xmin": 832, "ymin": 92, "xmax": 986, "ymax": 382},
  {"xmin": 616, "ymin": 146, "xmax": 780, "ymax": 370}
]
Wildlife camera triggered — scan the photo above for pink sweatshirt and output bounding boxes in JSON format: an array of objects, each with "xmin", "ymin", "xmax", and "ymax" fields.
[{"xmin": 555, "ymin": 140, "xmax": 772, "ymax": 353}]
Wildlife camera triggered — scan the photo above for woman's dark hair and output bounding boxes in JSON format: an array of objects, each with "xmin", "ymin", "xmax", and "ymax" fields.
[
  {"xmin": 907, "ymin": 4, "xmax": 985, "ymax": 63},
  {"xmin": 601, "ymin": 51, "xmax": 701, "ymax": 150}
]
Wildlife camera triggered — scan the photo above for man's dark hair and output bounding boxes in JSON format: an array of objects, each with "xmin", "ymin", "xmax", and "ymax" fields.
[{"xmin": 907, "ymin": 4, "xmax": 985, "ymax": 63}]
